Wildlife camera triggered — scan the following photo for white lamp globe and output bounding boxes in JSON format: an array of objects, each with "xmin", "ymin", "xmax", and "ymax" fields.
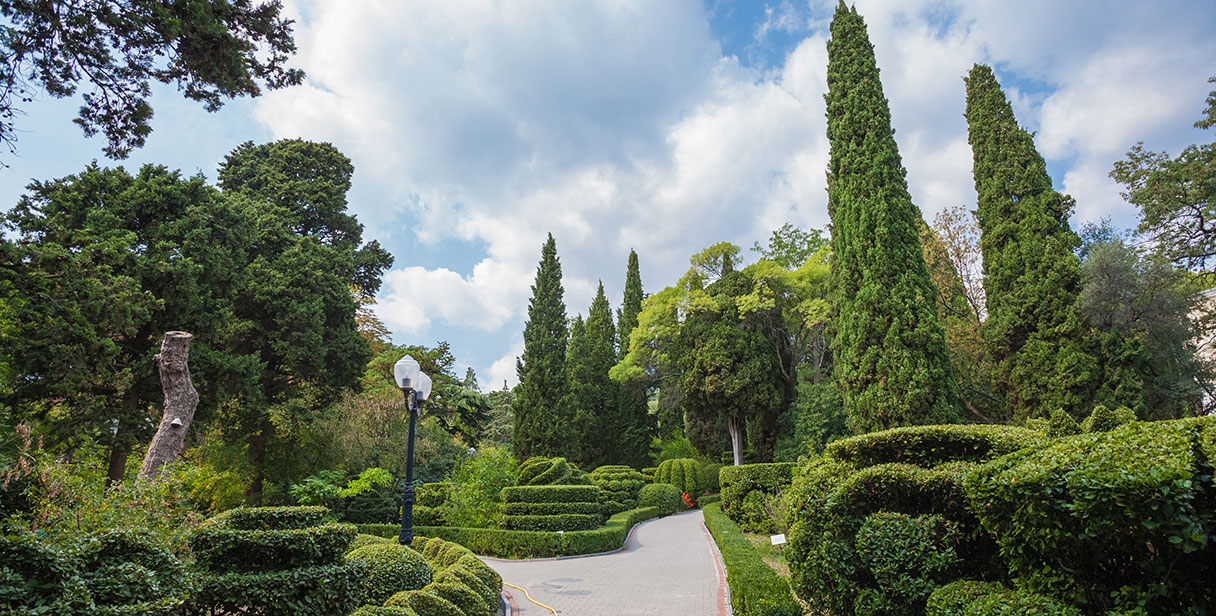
[
  {"xmin": 394, "ymin": 355, "xmax": 421, "ymax": 390},
  {"xmin": 415, "ymin": 372, "xmax": 433, "ymax": 401}
]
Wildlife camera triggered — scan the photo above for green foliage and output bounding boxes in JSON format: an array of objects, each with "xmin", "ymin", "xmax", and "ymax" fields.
[
  {"xmin": 340, "ymin": 468, "xmax": 394, "ymax": 499},
  {"xmin": 345, "ymin": 543, "xmax": 432, "ymax": 605},
  {"xmin": 385, "ymin": 589, "xmax": 462, "ymax": 616},
  {"xmin": 1046, "ymin": 408, "xmax": 1081, "ymax": 437},
  {"xmin": 927, "ymin": 580, "xmax": 1082, "ymax": 616},
  {"xmin": 514, "ymin": 457, "xmax": 572, "ymax": 486},
  {"xmin": 568, "ymin": 283, "xmax": 622, "ymax": 469},
  {"xmin": 925, "ymin": 580, "xmax": 1007, "ymax": 616},
  {"xmin": 0, "ymin": 534, "xmax": 88, "ymax": 615},
  {"xmin": 701, "ymin": 463, "xmax": 723, "ymax": 494},
  {"xmin": 499, "ymin": 514, "xmax": 600, "ymax": 532},
  {"xmin": 737, "ymin": 491, "xmax": 785, "ymax": 535},
  {"xmin": 190, "ymin": 523, "xmax": 357, "ymax": 572},
  {"xmin": 824, "ymin": 424, "xmax": 1046, "ymax": 469},
  {"xmin": 514, "ymin": 234, "xmax": 576, "ymax": 460},
  {"xmin": 75, "ymin": 530, "xmax": 187, "ymax": 614},
  {"xmin": 965, "ymin": 64, "xmax": 1103, "ymax": 421},
  {"xmin": 826, "ymin": 4, "xmax": 961, "ymax": 432},
  {"xmin": 773, "ymin": 380, "xmax": 848, "ymax": 462},
  {"xmin": 1078, "ymin": 404, "xmax": 1137, "ymax": 433},
  {"xmin": 190, "ymin": 563, "xmax": 368, "ymax": 616},
  {"xmin": 416, "ymin": 483, "xmax": 451, "ymax": 509},
  {"xmin": 964, "ymin": 417, "xmax": 1216, "ymax": 613},
  {"xmin": 702, "ymin": 502, "xmax": 802, "ymax": 616},
  {"xmin": 499, "ymin": 484, "xmax": 603, "ymax": 531},
  {"xmin": 205, "ymin": 506, "xmax": 329, "ymax": 531},
  {"xmin": 719, "ymin": 463, "xmax": 793, "ymax": 531},
  {"xmin": 347, "ymin": 534, "xmax": 389, "ymax": 553},
  {"xmin": 443, "ymin": 447, "xmax": 516, "ymax": 528},
  {"xmin": 588, "ymin": 465, "xmax": 646, "ymax": 514},
  {"xmin": 637, "ymin": 483, "xmax": 683, "ymax": 516},
  {"xmin": 290, "ymin": 470, "xmax": 345, "ymax": 506},
  {"xmin": 615, "ymin": 250, "xmax": 653, "ymax": 469},
  {"xmin": 655, "ymin": 458, "xmax": 703, "ymax": 497},
  {"xmin": 0, "ymin": 0, "xmax": 303, "ymax": 158},
  {"xmin": 649, "ymin": 432, "xmax": 699, "ymax": 465},
  {"xmin": 853, "ymin": 513, "xmax": 961, "ymax": 616}
]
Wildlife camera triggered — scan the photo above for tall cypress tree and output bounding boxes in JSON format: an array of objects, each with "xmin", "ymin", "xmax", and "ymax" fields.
[
  {"xmin": 965, "ymin": 64, "xmax": 1105, "ymax": 420},
  {"xmin": 825, "ymin": 2, "xmax": 961, "ymax": 432},
  {"xmin": 615, "ymin": 250, "xmax": 651, "ymax": 468},
  {"xmin": 568, "ymin": 283, "xmax": 620, "ymax": 468},
  {"xmin": 513, "ymin": 234, "xmax": 575, "ymax": 460}
]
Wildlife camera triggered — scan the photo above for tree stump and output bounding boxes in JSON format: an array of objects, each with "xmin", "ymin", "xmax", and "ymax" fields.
[{"xmin": 138, "ymin": 331, "xmax": 199, "ymax": 481}]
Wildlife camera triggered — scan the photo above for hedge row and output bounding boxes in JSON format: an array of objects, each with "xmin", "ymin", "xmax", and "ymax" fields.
[
  {"xmin": 719, "ymin": 463, "xmax": 793, "ymax": 527},
  {"xmin": 358, "ymin": 506, "xmax": 660, "ymax": 559},
  {"xmin": 589, "ymin": 465, "xmax": 646, "ymax": 514},
  {"xmin": 926, "ymin": 580, "xmax": 1082, "ymax": 616},
  {"xmin": 205, "ymin": 505, "xmax": 330, "ymax": 531},
  {"xmin": 499, "ymin": 502, "xmax": 603, "ymax": 517},
  {"xmin": 499, "ymin": 514, "xmax": 601, "ymax": 532},
  {"xmin": 702, "ymin": 503, "xmax": 802, "ymax": 616},
  {"xmin": 499, "ymin": 485, "xmax": 601, "ymax": 503},
  {"xmin": 190, "ymin": 523, "xmax": 358, "ymax": 572},
  {"xmin": 500, "ymin": 484, "xmax": 603, "ymax": 533},
  {"xmin": 825, "ymin": 424, "xmax": 1045, "ymax": 469},
  {"xmin": 192, "ymin": 563, "xmax": 367, "ymax": 615}
]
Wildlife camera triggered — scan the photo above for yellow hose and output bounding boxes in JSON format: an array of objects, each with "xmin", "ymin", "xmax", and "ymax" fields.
[{"xmin": 503, "ymin": 581, "xmax": 559, "ymax": 615}]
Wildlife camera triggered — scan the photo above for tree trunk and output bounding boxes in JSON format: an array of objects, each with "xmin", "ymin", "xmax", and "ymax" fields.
[
  {"xmin": 139, "ymin": 332, "xmax": 199, "ymax": 481},
  {"xmin": 105, "ymin": 439, "xmax": 130, "ymax": 486},
  {"xmin": 727, "ymin": 415, "xmax": 743, "ymax": 466}
]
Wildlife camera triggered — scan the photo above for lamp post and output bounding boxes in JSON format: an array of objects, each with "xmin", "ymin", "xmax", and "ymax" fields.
[{"xmin": 393, "ymin": 355, "xmax": 432, "ymax": 546}]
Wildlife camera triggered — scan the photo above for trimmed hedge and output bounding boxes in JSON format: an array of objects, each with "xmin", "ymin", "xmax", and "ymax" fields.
[
  {"xmin": 655, "ymin": 458, "xmax": 703, "ymax": 496},
  {"xmin": 345, "ymin": 543, "xmax": 432, "ymax": 605},
  {"xmin": 350, "ymin": 607, "xmax": 414, "ymax": 616},
  {"xmin": 515, "ymin": 457, "xmax": 572, "ymax": 486},
  {"xmin": 205, "ymin": 506, "xmax": 329, "ymax": 531},
  {"xmin": 702, "ymin": 463, "xmax": 724, "ymax": 494},
  {"xmin": 499, "ymin": 485, "xmax": 600, "ymax": 503},
  {"xmin": 825, "ymin": 424, "xmax": 1046, "ymax": 469},
  {"xmin": 191, "ymin": 562, "xmax": 368, "ymax": 615},
  {"xmin": 1079, "ymin": 404, "xmax": 1136, "ymax": 433},
  {"xmin": 589, "ymin": 465, "xmax": 646, "ymax": 514},
  {"xmin": 853, "ymin": 512, "xmax": 960, "ymax": 616},
  {"xmin": 637, "ymin": 483, "xmax": 683, "ymax": 516},
  {"xmin": 499, "ymin": 501, "xmax": 603, "ymax": 516},
  {"xmin": 360, "ymin": 507, "xmax": 660, "ymax": 559},
  {"xmin": 385, "ymin": 589, "xmax": 463, "ymax": 615},
  {"xmin": 720, "ymin": 463, "xmax": 794, "ymax": 528},
  {"xmin": 499, "ymin": 513, "xmax": 600, "ymax": 532},
  {"xmin": 499, "ymin": 485, "xmax": 603, "ymax": 533},
  {"xmin": 702, "ymin": 503, "xmax": 801, "ymax": 616},
  {"xmin": 641, "ymin": 466, "xmax": 657, "ymax": 482},
  {"xmin": 348, "ymin": 534, "xmax": 390, "ymax": 553},
  {"xmin": 926, "ymin": 580, "xmax": 1082, "ymax": 616},
  {"xmin": 0, "ymin": 534, "xmax": 86, "ymax": 615},
  {"xmin": 190, "ymin": 523, "xmax": 358, "ymax": 572},
  {"xmin": 78, "ymin": 531, "xmax": 187, "ymax": 614},
  {"xmin": 965, "ymin": 416, "xmax": 1216, "ymax": 613}
]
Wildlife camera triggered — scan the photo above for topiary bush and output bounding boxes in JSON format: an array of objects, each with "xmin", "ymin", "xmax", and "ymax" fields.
[
  {"xmin": 641, "ymin": 467, "xmax": 657, "ymax": 483},
  {"xmin": 926, "ymin": 580, "xmax": 1082, "ymax": 616},
  {"xmin": 348, "ymin": 533, "xmax": 390, "ymax": 553},
  {"xmin": 1078, "ymin": 404, "xmax": 1137, "ymax": 433},
  {"xmin": 498, "ymin": 485, "xmax": 603, "ymax": 532},
  {"xmin": 588, "ymin": 465, "xmax": 646, "ymax": 514},
  {"xmin": 385, "ymin": 589, "xmax": 463, "ymax": 615},
  {"xmin": 515, "ymin": 457, "xmax": 572, "ymax": 486},
  {"xmin": 701, "ymin": 463, "xmax": 723, "ymax": 494},
  {"xmin": 0, "ymin": 533, "xmax": 89, "ymax": 615},
  {"xmin": 189, "ymin": 505, "xmax": 367, "ymax": 616},
  {"xmin": 965, "ymin": 416, "xmax": 1216, "ymax": 614},
  {"xmin": 78, "ymin": 530, "xmax": 188, "ymax": 615},
  {"xmin": 654, "ymin": 458, "xmax": 703, "ymax": 497},
  {"xmin": 720, "ymin": 463, "xmax": 794, "ymax": 529},
  {"xmin": 637, "ymin": 483, "xmax": 683, "ymax": 517},
  {"xmin": 785, "ymin": 424, "xmax": 1034, "ymax": 616},
  {"xmin": 345, "ymin": 543, "xmax": 432, "ymax": 605}
]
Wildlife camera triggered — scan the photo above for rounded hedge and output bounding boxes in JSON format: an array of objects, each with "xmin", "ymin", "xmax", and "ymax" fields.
[
  {"xmin": 386, "ymin": 589, "xmax": 465, "ymax": 616},
  {"xmin": 345, "ymin": 543, "xmax": 433, "ymax": 605},
  {"xmin": 78, "ymin": 531, "xmax": 186, "ymax": 613},
  {"xmin": 655, "ymin": 458, "xmax": 703, "ymax": 496},
  {"xmin": 205, "ymin": 505, "xmax": 329, "ymax": 531},
  {"xmin": 637, "ymin": 483, "xmax": 683, "ymax": 516},
  {"xmin": 824, "ymin": 424, "xmax": 1046, "ymax": 469},
  {"xmin": 589, "ymin": 465, "xmax": 646, "ymax": 514},
  {"xmin": 0, "ymin": 533, "xmax": 88, "ymax": 615},
  {"xmin": 516, "ymin": 457, "xmax": 572, "ymax": 486},
  {"xmin": 428, "ymin": 579, "xmax": 485, "ymax": 616},
  {"xmin": 348, "ymin": 533, "xmax": 390, "ymax": 553}
]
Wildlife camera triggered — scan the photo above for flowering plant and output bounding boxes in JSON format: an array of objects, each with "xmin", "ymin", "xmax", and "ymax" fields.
[{"xmin": 682, "ymin": 492, "xmax": 696, "ymax": 508}]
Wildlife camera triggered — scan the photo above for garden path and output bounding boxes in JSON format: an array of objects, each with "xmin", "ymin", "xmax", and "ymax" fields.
[{"xmin": 482, "ymin": 509, "xmax": 729, "ymax": 615}]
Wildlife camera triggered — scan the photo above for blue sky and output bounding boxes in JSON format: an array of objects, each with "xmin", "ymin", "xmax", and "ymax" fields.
[{"xmin": 3, "ymin": 0, "xmax": 1215, "ymax": 389}]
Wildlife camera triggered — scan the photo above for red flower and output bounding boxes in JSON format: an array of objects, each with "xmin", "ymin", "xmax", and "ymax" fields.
[{"xmin": 682, "ymin": 492, "xmax": 695, "ymax": 508}]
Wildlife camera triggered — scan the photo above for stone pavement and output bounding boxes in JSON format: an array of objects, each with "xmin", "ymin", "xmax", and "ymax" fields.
[{"xmin": 483, "ymin": 509, "xmax": 729, "ymax": 615}]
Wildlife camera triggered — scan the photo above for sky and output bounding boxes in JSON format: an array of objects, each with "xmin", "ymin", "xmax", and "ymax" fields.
[{"xmin": 3, "ymin": 0, "xmax": 1214, "ymax": 390}]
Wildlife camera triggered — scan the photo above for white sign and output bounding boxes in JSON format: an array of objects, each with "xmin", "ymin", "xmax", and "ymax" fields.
[{"xmin": 770, "ymin": 533, "xmax": 786, "ymax": 546}]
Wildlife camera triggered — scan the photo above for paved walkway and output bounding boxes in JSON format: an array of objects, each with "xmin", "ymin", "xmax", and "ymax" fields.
[{"xmin": 482, "ymin": 509, "xmax": 729, "ymax": 615}]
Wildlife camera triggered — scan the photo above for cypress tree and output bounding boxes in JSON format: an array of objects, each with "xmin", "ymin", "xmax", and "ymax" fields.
[
  {"xmin": 964, "ymin": 64, "xmax": 1104, "ymax": 420},
  {"xmin": 513, "ymin": 234, "xmax": 575, "ymax": 460},
  {"xmin": 568, "ymin": 283, "xmax": 620, "ymax": 468},
  {"xmin": 825, "ymin": 2, "xmax": 962, "ymax": 432},
  {"xmin": 616, "ymin": 250, "xmax": 651, "ymax": 468}
]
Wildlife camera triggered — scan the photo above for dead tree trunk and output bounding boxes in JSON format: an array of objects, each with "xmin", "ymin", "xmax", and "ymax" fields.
[{"xmin": 139, "ymin": 332, "xmax": 199, "ymax": 481}]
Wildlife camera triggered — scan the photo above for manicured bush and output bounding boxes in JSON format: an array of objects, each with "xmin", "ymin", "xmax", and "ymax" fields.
[
  {"xmin": 641, "ymin": 467, "xmax": 657, "ymax": 482},
  {"xmin": 701, "ymin": 462, "xmax": 724, "ymax": 494},
  {"xmin": 825, "ymin": 424, "xmax": 1045, "ymax": 469},
  {"xmin": 1046, "ymin": 408, "xmax": 1080, "ymax": 437},
  {"xmin": 655, "ymin": 458, "xmax": 702, "ymax": 496},
  {"xmin": 499, "ymin": 485, "xmax": 603, "ymax": 532},
  {"xmin": 385, "ymin": 589, "xmax": 463, "ymax": 615},
  {"xmin": 348, "ymin": 533, "xmax": 390, "ymax": 553},
  {"xmin": 190, "ymin": 506, "xmax": 367, "ymax": 616},
  {"xmin": 499, "ymin": 485, "xmax": 601, "ymax": 503},
  {"xmin": 925, "ymin": 580, "xmax": 1006, "ymax": 615},
  {"xmin": 345, "ymin": 543, "xmax": 432, "ymax": 605},
  {"xmin": 926, "ymin": 580, "xmax": 1082, "ymax": 616},
  {"xmin": 437, "ymin": 565, "xmax": 496, "ymax": 614},
  {"xmin": 500, "ymin": 513, "xmax": 600, "ymax": 532},
  {"xmin": 720, "ymin": 463, "xmax": 794, "ymax": 528},
  {"xmin": 359, "ymin": 507, "xmax": 660, "ymax": 559},
  {"xmin": 427, "ymin": 579, "xmax": 484, "ymax": 616},
  {"xmin": 703, "ymin": 503, "xmax": 802, "ymax": 616},
  {"xmin": 78, "ymin": 530, "xmax": 187, "ymax": 614},
  {"xmin": 0, "ymin": 533, "xmax": 89, "ymax": 615},
  {"xmin": 1079, "ymin": 404, "xmax": 1136, "ymax": 433},
  {"xmin": 637, "ymin": 483, "xmax": 683, "ymax": 516},
  {"xmin": 350, "ymin": 607, "xmax": 414, "ymax": 616},
  {"xmin": 589, "ymin": 465, "xmax": 646, "ymax": 514},
  {"xmin": 965, "ymin": 416, "xmax": 1216, "ymax": 613},
  {"xmin": 454, "ymin": 554, "xmax": 502, "ymax": 597},
  {"xmin": 515, "ymin": 457, "xmax": 572, "ymax": 486},
  {"xmin": 499, "ymin": 502, "xmax": 603, "ymax": 516},
  {"xmin": 853, "ymin": 513, "xmax": 960, "ymax": 616}
]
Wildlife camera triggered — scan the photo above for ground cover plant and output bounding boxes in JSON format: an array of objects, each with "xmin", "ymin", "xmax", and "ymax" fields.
[{"xmin": 703, "ymin": 502, "xmax": 802, "ymax": 616}]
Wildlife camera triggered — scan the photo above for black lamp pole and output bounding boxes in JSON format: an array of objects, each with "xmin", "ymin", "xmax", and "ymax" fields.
[{"xmin": 398, "ymin": 388, "xmax": 419, "ymax": 546}]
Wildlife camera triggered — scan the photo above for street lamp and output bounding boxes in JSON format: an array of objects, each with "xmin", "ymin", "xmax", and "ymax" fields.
[{"xmin": 393, "ymin": 355, "xmax": 432, "ymax": 546}]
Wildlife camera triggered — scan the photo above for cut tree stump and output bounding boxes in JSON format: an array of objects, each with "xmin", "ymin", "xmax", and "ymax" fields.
[{"xmin": 139, "ymin": 331, "xmax": 199, "ymax": 481}]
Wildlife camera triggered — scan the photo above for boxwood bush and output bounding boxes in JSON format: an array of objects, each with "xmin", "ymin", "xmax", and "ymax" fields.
[
  {"xmin": 499, "ymin": 485, "xmax": 603, "ymax": 532},
  {"xmin": 384, "ymin": 589, "xmax": 463, "ymax": 616},
  {"xmin": 965, "ymin": 416, "xmax": 1216, "ymax": 613},
  {"xmin": 345, "ymin": 543, "xmax": 432, "ymax": 605},
  {"xmin": 589, "ymin": 465, "xmax": 646, "ymax": 514},
  {"xmin": 0, "ymin": 533, "xmax": 89, "ymax": 615},
  {"xmin": 719, "ymin": 463, "xmax": 794, "ymax": 530},
  {"xmin": 701, "ymin": 463, "xmax": 724, "ymax": 494},
  {"xmin": 825, "ymin": 424, "xmax": 1045, "ymax": 469},
  {"xmin": 499, "ymin": 513, "xmax": 600, "ymax": 532},
  {"xmin": 515, "ymin": 457, "xmax": 572, "ymax": 486},
  {"xmin": 637, "ymin": 483, "xmax": 683, "ymax": 516},
  {"xmin": 702, "ymin": 503, "xmax": 801, "ymax": 616},
  {"xmin": 78, "ymin": 530, "xmax": 187, "ymax": 615},
  {"xmin": 926, "ymin": 580, "xmax": 1082, "ymax": 616},
  {"xmin": 655, "ymin": 458, "xmax": 703, "ymax": 496}
]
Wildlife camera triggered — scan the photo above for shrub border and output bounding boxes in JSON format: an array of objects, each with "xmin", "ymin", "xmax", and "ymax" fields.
[{"xmin": 702, "ymin": 502, "xmax": 802, "ymax": 616}]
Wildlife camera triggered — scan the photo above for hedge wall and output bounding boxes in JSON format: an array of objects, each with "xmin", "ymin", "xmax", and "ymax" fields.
[
  {"xmin": 926, "ymin": 580, "xmax": 1082, "ymax": 616},
  {"xmin": 719, "ymin": 463, "xmax": 794, "ymax": 529},
  {"xmin": 515, "ymin": 457, "xmax": 573, "ymax": 486},
  {"xmin": 825, "ymin": 424, "xmax": 1045, "ymax": 469},
  {"xmin": 358, "ymin": 506, "xmax": 660, "ymax": 559},
  {"xmin": 702, "ymin": 503, "xmax": 801, "ymax": 616}
]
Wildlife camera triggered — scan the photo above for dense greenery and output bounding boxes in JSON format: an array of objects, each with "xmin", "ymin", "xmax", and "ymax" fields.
[
  {"xmin": 825, "ymin": 3, "xmax": 961, "ymax": 432},
  {"xmin": 568, "ymin": 283, "xmax": 620, "ymax": 469},
  {"xmin": 703, "ymin": 502, "xmax": 802, "ymax": 616}
]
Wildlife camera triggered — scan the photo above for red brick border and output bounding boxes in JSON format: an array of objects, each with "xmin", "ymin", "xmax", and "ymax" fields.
[
  {"xmin": 700, "ymin": 522, "xmax": 730, "ymax": 616},
  {"xmin": 501, "ymin": 589, "xmax": 520, "ymax": 616}
]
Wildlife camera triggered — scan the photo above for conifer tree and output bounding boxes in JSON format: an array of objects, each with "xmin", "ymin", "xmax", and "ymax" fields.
[
  {"xmin": 513, "ymin": 234, "xmax": 575, "ymax": 460},
  {"xmin": 825, "ymin": 2, "xmax": 961, "ymax": 432},
  {"xmin": 616, "ymin": 250, "xmax": 651, "ymax": 468},
  {"xmin": 965, "ymin": 64, "xmax": 1104, "ymax": 420},
  {"xmin": 568, "ymin": 283, "xmax": 620, "ymax": 468}
]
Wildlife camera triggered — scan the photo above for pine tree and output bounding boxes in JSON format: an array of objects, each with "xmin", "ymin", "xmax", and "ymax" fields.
[
  {"xmin": 825, "ymin": 2, "xmax": 961, "ymax": 432},
  {"xmin": 616, "ymin": 250, "xmax": 651, "ymax": 468},
  {"xmin": 513, "ymin": 234, "xmax": 575, "ymax": 460},
  {"xmin": 568, "ymin": 283, "xmax": 620, "ymax": 468},
  {"xmin": 965, "ymin": 64, "xmax": 1106, "ymax": 420}
]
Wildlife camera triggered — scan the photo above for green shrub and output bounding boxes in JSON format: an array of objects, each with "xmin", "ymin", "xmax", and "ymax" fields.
[
  {"xmin": 416, "ymin": 483, "xmax": 451, "ymax": 508},
  {"xmin": 345, "ymin": 543, "xmax": 432, "ymax": 605},
  {"xmin": 825, "ymin": 424, "xmax": 1046, "ymax": 469},
  {"xmin": 499, "ymin": 485, "xmax": 600, "ymax": 503},
  {"xmin": 348, "ymin": 533, "xmax": 389, "ymax": 553},
  {"xmin": 1079, "ymin": 404, "xmax": 1137, "ymax": 433},
  {"xmin": 78, "ymin": 531, "xmax": 187, "ymax": 613},
  {"xmin": 190, "ymin": 523, "xmax": 358, "ymax": 572},
  {"xmin": 641, "ymin": 467, "xmax": 657, "ymax": 482},
  {"xmin": 350, "ymin": 607, "xmax": 415, "ymax": 616},
  {"xmin": 385, "ymin": 589, "xmax": 463, "ymax": 616},
  {"xmin": 359, "ymin": 507, "xmax": 660, "ymax": 559},
  {"xmin": 853, "ymin": 513, "xmax": 961, "ymax": 616},
  {"xmin": 437, "ymin": 566, "xmax": 496, "ymax": 614},
  {"xmin": 1046, "ymin": 408, "xmax": 1080, "ymax": 437},
  {"xmin": 444, "ymin": 447, "xmax": 517, "ymax": 528},
  {"xmin": 499, "ymin": 502, "xmax": 603, "ymax": 516},
  {"xmin": 205, "ymin": 506, "xmax": 329, "ymax": 531},
  {"xmin": 702, "ymin": 503, "xmax": 801, "ymax": 616},
  {"xmin": 500, "ymin": 514, "xmax": 601, "ymax": 532},
  {"xmin": 0, "ymin": 533, "xmax": 89, "ymax": 615},
  {"xmin": 637, "ymin": 483, "xmax": 683, "ymax": 516},
  {"xmin": 426, "ymin": 579, "xmax": 484, "ymax": 616},
  {"xmin": 926, "ymin": 580, "xmax": 1082, "ymax": 616},
  {"xmin": 720, "ymin": 463, "xmax": 794, "ymax": 527},
  {"xmin": 655, "ymin": 458, "xmax": 702, "ymax": 496},
  {"xmin": 454, "ymin": 554, "xmax": 502, "ymax": 595},
  {"xmin": 701, "ymin": 463, "xmax": 723, "ymax": 494},
  {"xmin": 737, "ymin": 490, "xmax": 784, "ymax": 534},
  {"xmin": 412, "ymin": 504, "xmax": 443, "ymax": 527},
  {"xmin": 499, "ymin": 485, "xmax": 602, "ymax": 533},
  {"xmin": 965, "ymin": 416, "xmax": 1216, "ymax": 613},
  {"xmin": 588, "ymin": 465, "xmax": 646, "ymax": 514},
  {"xmin": 515, "ymin": 457, "xmax": 572, "ymax": 486},
  {"xmin": 926, "ymin": 580, "xmax": 1006, "ymax": 615},
  {"xmin": 190, "ymin": 563, "xmax": 368, "ymax": 616},
  {"xmin": 338, "ymin": 476, "xmax": 400, "ymax": 525}
]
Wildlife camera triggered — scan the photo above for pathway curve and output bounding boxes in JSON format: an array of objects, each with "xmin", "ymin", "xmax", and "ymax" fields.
[{"xmin": 482, "ymin": 509, "xmax": 729, "ymax": 615}]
